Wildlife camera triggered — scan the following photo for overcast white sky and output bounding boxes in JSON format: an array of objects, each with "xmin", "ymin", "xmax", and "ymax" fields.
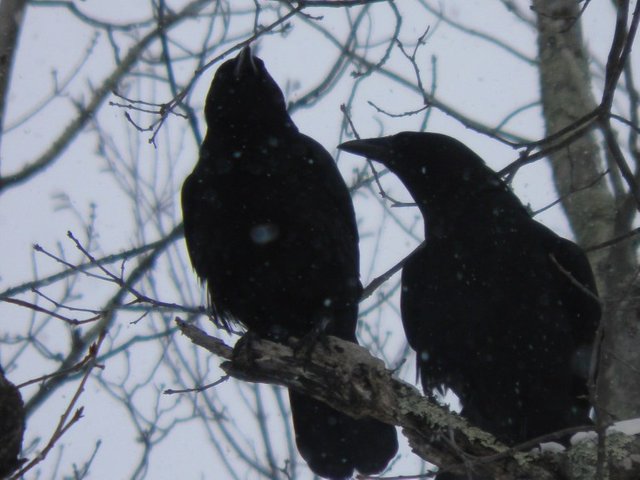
[{"xmin": 0, "ymin": 1, "xmax": 628, "ymax": 479}]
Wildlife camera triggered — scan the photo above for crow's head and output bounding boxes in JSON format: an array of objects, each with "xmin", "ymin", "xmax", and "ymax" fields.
[
  {"xmin": 339, "ymin": 132, "xmax": 503, "ymax": 202},
  {"xmin": 204, "ymin": 46, "xmax": 292, "ymax": 132},
  {"xmin": 340, "ymin": 132, "xmax": 489, "ymax": 177}
]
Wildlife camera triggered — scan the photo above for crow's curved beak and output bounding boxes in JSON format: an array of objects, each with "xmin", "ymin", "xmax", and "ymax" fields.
[
  {"xmin": 338, "ymin": 138, "xmax": 393, "ymax": 163},
  {"xmin": 234, "ymin": 45, "xmax": 258, "ymax": 78}
]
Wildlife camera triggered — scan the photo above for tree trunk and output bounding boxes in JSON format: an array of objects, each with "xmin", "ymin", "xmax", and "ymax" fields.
[
  {"xmin": 0, "ymin": 0, "xmax": 27, "ymax": 170},
  {"xmin": 534, "ymin": 0, "xmax": 640, "ymax": 420}
]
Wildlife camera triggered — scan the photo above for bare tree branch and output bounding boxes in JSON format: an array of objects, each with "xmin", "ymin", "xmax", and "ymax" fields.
[{"xmin": 0, "ymin": 0, "xmax": 211, "ymax": 193}]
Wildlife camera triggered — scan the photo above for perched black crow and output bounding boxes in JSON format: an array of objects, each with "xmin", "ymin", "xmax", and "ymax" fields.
[
  {"xmin": 0, "ymin": 365, "xmax": 25, "ymax": 478},
  {"xmin": 182, "ymin": 47, "xmax": 397, "ymax": 479},
  {"xmin": 339, "ymin": 132, "xmax": 599, "ymax": 475}
]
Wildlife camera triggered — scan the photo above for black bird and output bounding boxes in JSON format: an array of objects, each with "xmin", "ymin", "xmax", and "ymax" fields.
[
  {"xmin": 339, "ymin": 132, "xmax": 599, "ymax": 475},
  {"xmin": 0, "ymin": 365, "xmax": 25, "ymax": 478},
  {"xmin": 181, "ymin": 47, "xmax": 397, "ymax": 479}
]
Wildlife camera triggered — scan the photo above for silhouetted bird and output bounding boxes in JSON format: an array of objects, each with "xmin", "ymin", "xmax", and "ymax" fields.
[
  {"xmin": 182, "ymin": 47, "xmax": 397, "ymax": 479},
  {"xmin": 339, "ymin": 132, "xmax": 599, "ymax": 477},
  {"xmin": 0, "ymin": 365, "xmax": 26, "ymax": 478}
]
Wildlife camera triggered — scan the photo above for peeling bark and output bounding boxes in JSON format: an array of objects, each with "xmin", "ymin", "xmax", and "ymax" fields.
[{"xmin": 178, "ymin": 320, "xmax": 640, "ymax": 479}]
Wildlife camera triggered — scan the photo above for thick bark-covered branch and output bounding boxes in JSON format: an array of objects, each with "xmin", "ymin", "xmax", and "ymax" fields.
[
  {"xmin": 0, "ymin": 0, "xmax": 27, "ymax": 169},
  {"xmin": 177, "ymin": 320, "xmax": 640, "ymax": 479}
]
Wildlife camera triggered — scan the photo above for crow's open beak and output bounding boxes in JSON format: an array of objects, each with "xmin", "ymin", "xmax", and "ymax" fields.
[
  {"xmin": 338, "ymin": 138, "xmax": 393, "ymax": 162},
  {"xmin": 234, "ymin": 45, "xmax": 258, "ymax": 78}
]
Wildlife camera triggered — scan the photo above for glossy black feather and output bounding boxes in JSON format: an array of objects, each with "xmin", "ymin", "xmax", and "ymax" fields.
[
  {"xmin": 339, "ymin": 132, "xmax": 600, "ymax": 477},
  {"xmin": 182, "ymin": 47, "xmax": 397, "ymax": 479}
]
